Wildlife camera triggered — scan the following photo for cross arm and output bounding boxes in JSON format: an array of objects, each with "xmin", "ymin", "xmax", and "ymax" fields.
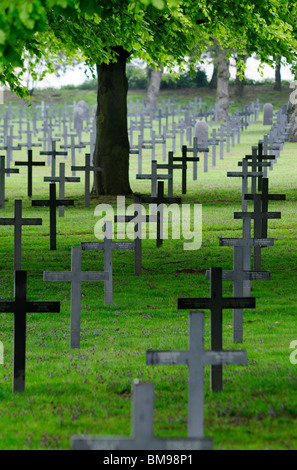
[
  {"xmin": 234, "ymin": 212, "xmax": 281, "ymax": 219},
  {"xmin": 25, "ymin": 301, "xmax": 60, "ymax": 313},
  {"xmin": 146, "ymin": 350, "xmax": 189, "ymax": 365},
  {"xmin": 204, "ymin": 350, "xmax": 247, "ymax": 365},
  {"xmin": 219, "ymin": 237, "xmax": 274, "ymax": 247},
  {"xmin": 177, "ymin": 297, "xmax": 256, "ymax": 309}
]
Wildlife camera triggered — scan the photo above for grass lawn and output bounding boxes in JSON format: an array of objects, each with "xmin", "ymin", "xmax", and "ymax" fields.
[{"xmin": 0, "ymin": 86, "xmax": 296, "ymax": 450}]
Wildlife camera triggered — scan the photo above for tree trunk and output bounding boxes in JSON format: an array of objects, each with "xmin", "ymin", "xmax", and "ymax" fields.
[
  {"xmin": 216, "ymin": 45, "xmax": 230, "ymax": 122},
  {"xmin": 93, "ymin": 47, "xmax": 132, "ymax": 195},
  {"xmin": 235, "ymin": 54, "xmax": 247, "ymax": 97},
  {"xmin": 274, "ymin": 55, "xmax": 282, "ymax": 91},
  {"xmin": 209, "ymin": 61, "xmax": 217, "ymax": 89},
  {"xmin": 145, "ymin": 63, "xmax": 163, "ymax": 110}
]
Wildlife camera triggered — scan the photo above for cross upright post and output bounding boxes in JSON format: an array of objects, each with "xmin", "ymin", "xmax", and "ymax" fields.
[
  {"xmin": 0, "ymin": 200, "xmax": 42, "ymax": 270},
  {"xmin": 147, "ymin": 311, "xmax": 247, "ymax": 437},
  {"xmin": 71, "ymin": 153, "xmax": 103, "ymax": 207},
  {"xmin": 15, "ymin": 149, "xmax": 46, "ymax": 198},
  {"xmin": 32, "ymin": 183, "xmax": 74, "ymax": 250},
  {"xmin": 0, "ymin": 270, "xmax": 60, "ymax": 392},
  {"xmin": 43, "ymin": 246, "xmax": 109, "ymax": 348},
  {"xmin": 177, "ymin": 267, "xmax": 255, "ymax": 391}
]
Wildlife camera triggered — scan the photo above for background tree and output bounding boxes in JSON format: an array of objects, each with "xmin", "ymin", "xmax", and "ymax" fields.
[
  {"xmin": 274, "ymin": 55, "xmax": 282, "ymax": 91},
  {"xmin": 1, "ymin": 0, "xmax": 297, "ymax": 193}
]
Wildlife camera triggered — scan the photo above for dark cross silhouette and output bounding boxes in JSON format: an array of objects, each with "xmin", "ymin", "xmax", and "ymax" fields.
[
  {"xmin": 137, "ymin": 181, "xmax": 181, "ymax": 247},
  {"xmin": 15, "ymin": 149, "xmax": 46, "ymax": 198},
  {"xmin": 32, "ymin": 183, "xmax": 74, "ymax": 250},
  {"xmin": 177, "ymin": 267, "xmax": 255, "ymax": 391},
  {"xmin": 0, "ymin": 200, "xmax": 42, "ymax": 270},
  {"xmin": 0, "ymin": 271, "xmax": 60, "ymax": 392}
]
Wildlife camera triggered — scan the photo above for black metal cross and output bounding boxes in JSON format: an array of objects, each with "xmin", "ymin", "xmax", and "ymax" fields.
[
  {"xmin": 137, "ymin": 181, "xmax": 181, "ymax": 247},
  {"xmin": 177, "ymin": 267, "xmax": 255, "ymax": 391},
  {"xmin": 0, "ymin": 270, "xmax": 60, "ymax": 392},
  {"xmin": 0, "ymin": 200, "xmax": 42, "ymax": 270},
  {"xmin": 15, "ymin": 149, "xmax": 46, "ymax": 198},
  {"xmin": 32, "ymin": 183, "xmax": 74, "ymax": 250}
]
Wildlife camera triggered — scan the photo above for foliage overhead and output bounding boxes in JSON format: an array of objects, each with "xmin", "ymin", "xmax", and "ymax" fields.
[{"xmin": 1, "ymin": 0, "xmax": 297, "ymax": 97}]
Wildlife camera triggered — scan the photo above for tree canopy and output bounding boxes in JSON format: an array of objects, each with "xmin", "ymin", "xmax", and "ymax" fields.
[{"xmin": 1, "ymin": 0, "xmax": 297, "ymax": 98}]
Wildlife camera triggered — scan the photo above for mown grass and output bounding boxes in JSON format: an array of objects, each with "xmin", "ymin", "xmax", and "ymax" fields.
[{"xmin": 0, "ymin": 89, "xmax": 296, "ymax": 450}]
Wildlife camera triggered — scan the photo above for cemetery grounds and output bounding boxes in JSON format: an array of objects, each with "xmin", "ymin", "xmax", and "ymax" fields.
[{"xmin": 0, "ymin": 86, "xmax": 296, "ymax": 450}]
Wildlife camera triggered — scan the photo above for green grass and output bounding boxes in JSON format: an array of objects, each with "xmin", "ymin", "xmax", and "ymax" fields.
[{"xmin": 0, "ymin": 88, "xmax": 297, "ymax": 450}]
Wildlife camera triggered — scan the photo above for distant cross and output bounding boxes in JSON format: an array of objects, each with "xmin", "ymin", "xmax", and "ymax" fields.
[
  {"xmin": 71, "ymin": 153, "xmax": 103, "ymax": 207},
  {"xmin": 114, "ymin": 198, "xmax": 157, "ymax": 275},
  {"xmin": 32, "ymin": 183, "xmax": 74, "ymax": 250},
  {"xmin": 0, "ymin": 134, "xmax": 22, "ymax": 175},
  {"xmin": 244, "ymin": 177, "xmax": 285, "ymax": 270},
  {"xmin": 147, "ymin": 311, "xmax": 247, "ymax": 438},
  {"xmin": 137, "ymin": 181, "xmax": 181, "ymax": 247},
  {"xmin": 61, "ymin": 133, "xmax": 86, "ymax": 175},
  {"xmin": 0, "ymin": 200, "xmax": 42, "ymax": 270},
  {"xmin": 238, "ymin": 147, "xmax": 272, "ymax": 194},
  {"xmin": 72, "ymin": 379, "xmax": 213, "ymax": 450},
  {"xmin": 136, "ymin": 160, "xmax": 171, "ymax": 198},
  {"xmin": 186, "ymin": 136, "xmax": 209, "ymax": 175},
  {"xmin": 172, "ymin": 145, "xmax": 207, "ymax": 194},
  {"xmin": 227, "ymin": 159, "xmax": 263, "ymax": 211},
  {"xmin": 234, "ymin": 189, "xmax": 282, "ymax": 270},
  {"xmin": 40, "ymin": 140, "xmax": 67, "ymax": 177},
  {"xmin": 157, "ymin": 151, "xmax": 183, "ymax": 197},
  {"xmin": 177, "ymin": 267, "xmax": 255, "ymax": 391},
  {"xmin": 244, "ymin": 144, "xmax": 275, "ymax": 191},
  {"xmin": 0, "ymin": 271, "xmax": 60, "ymax": 392},
  {"xmin": 81, "ymin": 221, "xmax": 135, "ymax": 304},
  {"xmin": 14, "ymin": 149, "xmax": 46, "ymax": 198},
  {"xmin": 44, "ymin": 162, "xmax": 80, "ymax": 216},
  {"xmin": 43, "ymin": 246, "xmax": 108, "ymax": 349},
  {"xmin": 0, "ymin": 155, "xmax": 19, "ymax": 208}
]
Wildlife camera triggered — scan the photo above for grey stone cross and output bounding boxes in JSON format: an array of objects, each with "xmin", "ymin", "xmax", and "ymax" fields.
[
  {"xmin": 72, "ymin": 379, "xmax": 213, "ymax": 450},
  {"xmin": 71, "ymin": 153, "xmax": 103, "ymax": 207},
  {"xmin": 178, "ymin": 267, "xmax": 255, "ymax": 391},
  {"xmin": 81, "ymin": 221, "xmax": 135, "ymax": 304},
  {"xmin": 43, "ymin": 246, "xmax": 109, "ymax": 349},
  {"xmin": 147, "ymin": 311, "xmax": 247, "ymax": 438}
]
